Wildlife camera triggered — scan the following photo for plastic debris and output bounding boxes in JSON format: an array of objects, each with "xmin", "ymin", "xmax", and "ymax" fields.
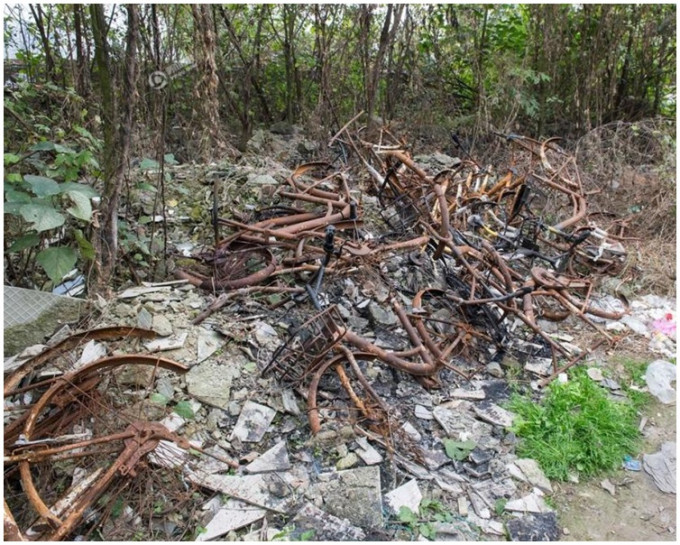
[
  {"xmin": 644, "ymin": 360, "xmax": 677, "ymax": 404},
  {"xmin": 623, "ymin": 455, "xmax": 642, "ymax": 472}
]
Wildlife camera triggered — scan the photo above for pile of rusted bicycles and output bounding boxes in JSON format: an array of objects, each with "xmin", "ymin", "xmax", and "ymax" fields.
[
  {"xmin": 176, "ymin": 128, "xmax": 628, "ymax": 434},
  {"xmin": 4, "ymin": 126, "xmax": 630, "ymax": 540}
]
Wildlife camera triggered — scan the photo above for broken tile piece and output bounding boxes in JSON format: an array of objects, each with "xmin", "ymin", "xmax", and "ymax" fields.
[
  {"xmin": 505, "ymin": 492, "xmax": 553, "ymax": 514},
  {"xmin": 230, "ymin": 401, "xmax": 277, "ymax": 443},
  {"xmin": 450, "ymin": 388, "xmax": 486, "ymax": 400},
  {"xmin": 117, "ymin": 285, "xmax": 172, "ymax": 299},
  {"xmin": 472, "ymin": 402, "xmax": 515, "ymax": 428},
  {"xmin": 196, "ymin": 499, "xmax": 266, "ymax": 541},
  {"xmin": 187, "ymin": 471, "xmax": 299, "ymax": 513},
  {"xmin": 401, "ymin": 421, "xmax": 422, "ymax": 442},
  {"xmin": 196, "ymin": 329, "xmax": 224, "ymax": 362},
  {"xmin": 144, "ymin": 330, "xmax": 188, "ymax": 352},
  {"xmin": 457, "ymin": 496, "xmax": 468, "ymax": 517},
  {"xmin": 245, "ymin": 441, "xmax": 291, "ymax": 474},
  {"xmin": 415, "ymin": 404, "xmax": 433, "ymax": 419},
  {"xmin": 384, "ymin": 479, "xmax": 422, "ymax": 515},
  {"xmin": 137, "ymin": 307, "xmax": 153, "ymax": 329},
  {"xmin": 281, "ymin": 389, "xmax": 301, "ymax": 415},
  {"xmin": 514, "ymin": 458, "xmax": 553, "ymax": 493},
  {"xmin": 77, "ymin": 340, "xmax": 107, "ymax": 368},
  {"xmin": 355, "ymin": 437, "xmax": 383, "ymax": 465},
  {"xmin": 291, "ymin": 502, "xmax": 366, "ymax": 541}
]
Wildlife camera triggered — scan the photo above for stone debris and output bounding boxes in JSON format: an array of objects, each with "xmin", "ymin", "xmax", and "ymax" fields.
[
  {"xmin": 313, "ymin": 466, "xmax": 383, "ymax": 528},
  {"xmin": 152, "ymin": 314, "xmax": 174, "ymax": 336},
  {"xmin": 505, "ymin": 490, "xmax": 553, "ymax": 514},
  {"xmin": 117, "ymin": 285, "xmax": 174, "ymax": 299},
  {"xmin": 187, "ymin": 470, "xmax": 301, "ymax": 513},
  {"xmin": 291, "ymin": 502, "xmax": 366, "ymax": 541},
  {"xmin": 506, "ymin": 512, "xmax": 560, "ymax": 541},
  {"xmin": 336, "ymin": 452, "xmax": 360, "ymax": 470},
  {"xmin": 196, "ymin": 329, "xmax": 224, "ymax": 362},
  {"xmin": 355, "ymin": 437, "xmax": 384, "ymax": 465},
  {"xmin": 230, "ymin": 401, "xmax": 277, "ymax": 443},
  {"xmin": 137, "ymin": 307, "xmax": 153, "ymax": 329},
  {"xmin": 600, "ymin": 478, "xmax": 616, "ymax": 496},
  {"xmin": 76, "ymin": 340, "xmax": 107, "ymax": 368},
  {"xmin": 196, "ymin": 499, "xmax": 267, "ymax": 541},
  {"xmin": 414, "ymin": 404, "xmax": 434, "ymax": 419},
  {"xmin": 186, "ymin": 358, "xmax": 240, "ymax": 409},
  {"xmin": 245, "ymin": 441, "xmax": 291, "ymax": 474},
  {"xmin": 281, "ymin": 388, "xmax": 301, "ymax": 415},
  {"xmin": 644, "ymin": 360, "xmax": 677, "ymax": 404},
  {"xmin": 402, "ymin": 421, "xmax": 423, "ymax": 442},
  {"xmin": 143, "ymin": 330, "xmax": 188, "ymax": 352},
  {"xmin": 457, "ymin": 495, "xmax": 469, "ymax": 516},
  {"xmin": 253, "ymin": 321, "xmax": 280, "ymax": 351},
  {"xmin": 643, "ymin": 442, "xmax": 676, "ymax": 494},
  {"xmin": 473, "ymin": 402, "xmax": 515, "ymax": 428},
  {"xmin": 511, "ymin": 458, "xmax": 553, "ymax": 493},
  {"xmin": 384, "ymin": 478, "xmax": 422, "ymax": 515},
  {"xmin": 450, "ymin": 388, "xmax": 486, "ymax": 400},
  {"xmin": 586, "ymin": 367, "xmax": 604, "ymax": 381}
]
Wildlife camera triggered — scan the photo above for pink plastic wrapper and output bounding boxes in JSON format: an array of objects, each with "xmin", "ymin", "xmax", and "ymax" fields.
[{"xmin": 652, "ymin": 313, "xmax": 676, "ymax": 339}]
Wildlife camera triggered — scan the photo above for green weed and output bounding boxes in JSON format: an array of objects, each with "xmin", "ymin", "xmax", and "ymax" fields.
[{"xmin": 507, "ymin": 367, "xmax": 642, "ymax": 481}]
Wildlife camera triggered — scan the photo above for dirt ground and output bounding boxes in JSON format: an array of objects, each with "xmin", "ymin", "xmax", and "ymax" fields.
[{"xmin": 554, "ymin": 363, "xmax": 676, "ymax": 541}]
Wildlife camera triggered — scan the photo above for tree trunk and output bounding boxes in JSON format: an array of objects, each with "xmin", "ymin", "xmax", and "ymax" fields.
[
  {"xmin": 73, "ymin": 4, "xmax": 90, "ymax": 97},
  {"xmin": 29, "ymin": 4, "xmax": 57, "ymax": 83},
  {"xmin": 366, "ymin": 4, "xmax": 403, "ymax": 128},
  {"xmin": 191, "ymin": 5, "xmax": 222, "ymax": 159},
  {"xmin": 89, "ymin": 4, "xmax": 138, "ymax": 295}
]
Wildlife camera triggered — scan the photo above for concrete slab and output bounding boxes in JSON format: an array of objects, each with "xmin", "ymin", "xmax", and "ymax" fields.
[{"xmin": 4, "ymin": 286, "xmax": 87, "ymax": 356}]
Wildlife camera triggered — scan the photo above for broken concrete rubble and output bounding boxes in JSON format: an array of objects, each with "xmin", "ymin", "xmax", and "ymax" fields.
[
  {"xmin": 196, "ymin": 499, "xmax": 266, "ymax": 541},
  {"xmin": 313, "ymin": 466, "xmax": 383, "ymax": 528},
  {"xmin": 245, "ymin": 441, "xmax": 291, "ymax": 474},
  {"xmin": 384, "ymin": 479, "xmax": 422, "ymax": 515},
  {"xmin": 291, "ymin": 502, "xmax": 366, "ymax": 541},
  {"xmin": 230, "ymin": 401, "xmax": 277, "ymax": 443}
]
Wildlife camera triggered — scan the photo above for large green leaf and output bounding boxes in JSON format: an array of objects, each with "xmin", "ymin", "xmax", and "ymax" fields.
[
  {"xmin": 30, "ymin": 141, "xmax": 56, "ymax": 152},
  {"xmin": 5, "ymin": 188, "xmax": 32, "ymax": 203},
  {"xmin": 24, "ymin": 175, "xmax": 61, "ymax": 197},
  {"xmin": 139, "ymin": 158, "xmax": 159, "ymax": 170},
  {"xmin": 19, "ymin": 204, "xmax": 65, "ymax": 232},
  {"xmin": 6, "ymin": 233, "xmax": 40, "ymax": 253},
  {"xmin": 36, "ymin": 246, "xmax": 77, "ymax": 284},
  {"xmin": 443, "ymin": 439, "xmax": 477, "ymax": 461},
  {"xmin": 173, "ymin": 401, "xmax": 194, "ymax": 419},
  {"xmin": 65, "ymin": 190, "xmax": 93, "ymax": 221},
  {"xmin": 54, "ymin": 143, "xmax": 75, "ymax": 154},
  {"xmin": 59, "ymin": 182, "xmax": 100, "ymax": 199},
  {"xmin": 74, "ymin": 229, "xmax": 95, "ymax": 260},
  {"xmin": 4, "ymin": 153, "xmax": 21, "ymax": 166}
]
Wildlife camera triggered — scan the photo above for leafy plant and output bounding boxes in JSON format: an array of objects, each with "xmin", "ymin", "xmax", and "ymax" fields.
[
  {"xmin": 443, "ymin": 439, "xmax": 476, "ymax": 461},
  {"xmin": 507, "ymin": 367, "xmax": 643, "ymax": 480},
  {"xmin": 397, "ymin": 499, "xmax": 454, "ymax": 540},
  {"xmin": 173, "ymin": 401, "xmax": 195, "ymax": 419},
  {"xmin": 4, "ymin": 138, "xmax": 101, "ymax": 288}
]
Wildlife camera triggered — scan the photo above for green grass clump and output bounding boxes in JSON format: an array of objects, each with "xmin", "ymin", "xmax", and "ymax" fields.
[{"xmin": 507, "ymin": 367, "xmax": 642, "ymax": 481}]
